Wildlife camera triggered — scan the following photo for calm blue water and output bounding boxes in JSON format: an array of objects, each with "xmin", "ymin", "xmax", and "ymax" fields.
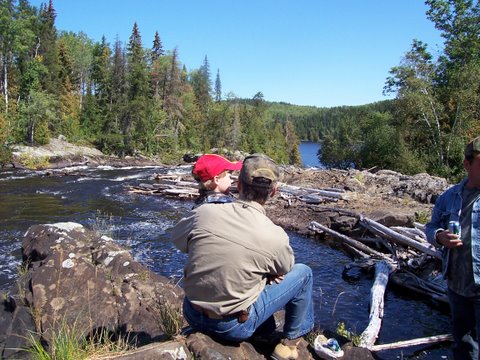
[{"xmin": 299, "ymin": 141, "xmax": 323, "ymax": 168}]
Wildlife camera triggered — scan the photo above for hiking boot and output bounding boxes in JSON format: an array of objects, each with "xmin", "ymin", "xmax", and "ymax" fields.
[{"xmin": 271, "ymin": 338, "xmax": 300, "ymax": 360}]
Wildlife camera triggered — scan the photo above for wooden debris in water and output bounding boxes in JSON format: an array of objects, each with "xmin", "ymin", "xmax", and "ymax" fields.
[
  {"xmin": 127, "ymin": 171, "xmax": 346, "ymax": 205},
  {"xmin": 359, "ymin": 260, "xmax": 396, "ymax": 349},
  {"xmin": 308, "ymin": 212, "xmax": 448, "ymax": 351},
  {"xmin": 309, "ymin": 221, "xmax": 392, "ymax": 261},
  {"xmin": 370, "ymin": 334, "xmax": 453, "ymax": 352},
  {"xmin": 359, "ymin": 217, "xmax": 441, "ymax": 260}
]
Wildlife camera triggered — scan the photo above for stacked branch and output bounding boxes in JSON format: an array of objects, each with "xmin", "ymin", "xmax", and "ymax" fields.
[
  {"xmin": 127, "ymin": 172, "xmax": 347, "ymax": 206},
  {"xmin": 127, "ymin": 173, "xmax": 200, "ymax": 198}
]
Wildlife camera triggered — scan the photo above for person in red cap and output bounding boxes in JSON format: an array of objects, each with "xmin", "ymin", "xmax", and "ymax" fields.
[{"xmin": 192, "ymin": 154, "xmax": 243, "ymax": 207}]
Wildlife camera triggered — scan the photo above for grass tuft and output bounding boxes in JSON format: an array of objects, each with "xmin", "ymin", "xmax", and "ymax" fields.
[
  {"xmin": 151, "ymin": 300, "xmax": 183, "ymax": 340},
  {"xmin": 24, "ymin": 318, "xmax": 132, "ymax": 360}
]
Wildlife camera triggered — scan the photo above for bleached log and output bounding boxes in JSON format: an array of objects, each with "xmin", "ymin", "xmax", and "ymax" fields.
[
  {"xmin": 370, "ymin": 334, "xmax": 453, "ymax": 351},
  {"xmin": 155, "ymin": 179, "xmax": 198, "ymax": 187},
  {"xmin": 342, "ymin": 244, "xmax": 370, "ymax": 259},
  {"xmin": 390, "ymin": 226, "xmax": 427, "ymax": 243},
  {"xmin": 413, "ymin": 222, "xmax": 426, "ymax": 232},
  {"xmin": 279, "ymin": 184, "xmax": 347, "ymax": 200},
  {"xmin": 309, "ymin": 221, "xmax": 392, "ymax": 262},
  {"xmin": 360, "ymin": 217, "xmax": 441, "ymax": 260},
  {"xmin": 162, "ymin": 188, "xmax": 198, "ymax": 196},
  {"xmin": 359, "ymin": 261, "xmax": 395, "ymax": 349}
]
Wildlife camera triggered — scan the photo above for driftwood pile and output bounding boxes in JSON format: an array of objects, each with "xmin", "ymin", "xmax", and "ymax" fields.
[{"xmin": 127, "ymin": 170, "xmax": 452, "ymax": 352}]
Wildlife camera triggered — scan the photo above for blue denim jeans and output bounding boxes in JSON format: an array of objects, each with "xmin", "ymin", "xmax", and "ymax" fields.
[
  {"xmin": 183, "ymin": 263, "xmax": 314, "ymax": 342},
  {"xmin": 448, "ymin": 288, "xmax": 480, "ymax": 360}
]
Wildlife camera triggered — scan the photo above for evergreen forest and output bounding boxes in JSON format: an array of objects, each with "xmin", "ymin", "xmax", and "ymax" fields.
[
  {"xmin": 1, "ymin": 0, "xmax": 479, "ymax": 181},
  {"xmin": 0, "ymin": 0, "xmax": 301, "ymax": 165}
]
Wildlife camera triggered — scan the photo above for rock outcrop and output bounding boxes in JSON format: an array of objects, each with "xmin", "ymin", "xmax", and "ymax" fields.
[{"xmin": 0, "ymin": 222, "xmax": 184, "ymax": 358}]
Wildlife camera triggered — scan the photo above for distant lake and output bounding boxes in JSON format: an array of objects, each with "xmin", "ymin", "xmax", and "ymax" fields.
[{"xmin": 299, "ymin": 141, "xmax": 324, "ymax": 168}]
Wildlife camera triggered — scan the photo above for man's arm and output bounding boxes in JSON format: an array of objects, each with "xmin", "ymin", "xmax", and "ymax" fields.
[
  {"xmin": 425, "ymin": 191, "xmax": 462, "ymax": 249},
  {"xmin": 170, "ymin": 214, "xmax": 194, "ymax": 253}
]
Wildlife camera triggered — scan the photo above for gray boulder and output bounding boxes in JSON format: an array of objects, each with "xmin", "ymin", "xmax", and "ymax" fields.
[{"xmin": 0, "ymin": 222, "xmax": 184, "ymax": 358}]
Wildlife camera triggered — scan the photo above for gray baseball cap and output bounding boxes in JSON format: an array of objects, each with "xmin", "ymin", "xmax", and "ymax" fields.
[
  {"xmin": 465, "ymin": 136, "xmax": 480, "ymax": 158},
  {"xmin": 240, "ymin": 154, "xmax": 279, "ymax": 188}
]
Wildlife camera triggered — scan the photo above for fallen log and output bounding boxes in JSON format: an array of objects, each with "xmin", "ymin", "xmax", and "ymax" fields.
[
  {"xmin": 360, "ymin": 217, "xmax": 441, "ymax": 260},
  {"xmin": 309, "ymin": 221, "xmax": 392, "ymax": 262},
  {"xmin": 280, "ymin": 184, "xmax": 348, "ymax": 200},
  {"xmin": 390, "ymin": 226, "xmax": 428, "ymax": 243},
  {"xmin": 370, "ymin": 334, "xmax": 453, "ymax": 352},
  {"xmin": 359, "ymin": 260, "xmax": 395, "ymax": 349}
]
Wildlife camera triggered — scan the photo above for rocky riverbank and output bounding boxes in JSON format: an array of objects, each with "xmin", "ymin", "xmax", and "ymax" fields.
[
  {"xmin": 8, "ymin": 138, "xmax": 163, "ymax": 169},
  {"xmin": 0, "ymin": 223, "xmax": 374, "ymax": 360}
]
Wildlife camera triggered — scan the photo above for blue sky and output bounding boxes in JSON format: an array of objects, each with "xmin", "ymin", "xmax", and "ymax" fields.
[{"xmin": 30, "ymin": 1, "xmax": 444, "ymax": 108}]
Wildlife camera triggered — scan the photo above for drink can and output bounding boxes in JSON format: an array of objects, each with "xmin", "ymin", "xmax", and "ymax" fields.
[{"xmin": 448, "ymin": 221, "xmax": 461, "ymax": 237}]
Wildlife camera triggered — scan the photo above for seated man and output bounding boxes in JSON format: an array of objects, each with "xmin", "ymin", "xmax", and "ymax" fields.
[{"xmin": 171, "ymin": 153, "xmax": 314, "ymax": 360}]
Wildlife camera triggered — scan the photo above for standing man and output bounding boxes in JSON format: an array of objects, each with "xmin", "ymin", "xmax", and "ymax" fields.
[
  {"xmin": 426, "ymin": 136, "xmax": 480, "ymax": 360},
  {"xmin": 171, "ymin": 154, "xmax": 314, "ymax": 360}
]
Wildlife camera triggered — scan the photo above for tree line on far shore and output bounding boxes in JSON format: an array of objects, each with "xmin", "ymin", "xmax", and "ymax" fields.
[
  {"xmin": 278, "ymin": 0, "xmax": 480, "ymax": 182},
  {"xmin": 0, "ymin": 0, "xmax": 301, "ymax": 165},
  {"xmin": 1, "ymin": 0, "xmax": 478, "ymax": 182}
]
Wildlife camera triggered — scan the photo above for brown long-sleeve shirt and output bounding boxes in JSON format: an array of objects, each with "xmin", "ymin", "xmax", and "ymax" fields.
[{"xmin": 171, "ymin": 199, "xmax": 294, "ymax": 316}]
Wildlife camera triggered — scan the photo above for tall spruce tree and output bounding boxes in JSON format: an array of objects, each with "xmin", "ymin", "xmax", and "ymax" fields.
[
  {"xmin": 191, "ymin": 55, "xmax": 212, "ymax": 110},
  {"xmin": 97, "ymin": 36, "xmax": 127, "ymax": 154},
  {"xmin": 38, "ymin": 0, "xmax": 60, "ymax": 94},
  {"xmin": 124, "ymin": 22, "xmax": 150, "ymax": 154},
  {"xmin": 151, "ymin": 31, "xmax": 164, "ymax": 61},
  {"xmin": 91, "ymin": 36, "xmax": 111, "ymax": 109},
  {"xmin": 214, "ymin": 68, "xmax": 221, "ymax": 102}
]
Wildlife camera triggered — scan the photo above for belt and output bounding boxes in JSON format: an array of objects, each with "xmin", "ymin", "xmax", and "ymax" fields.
[{"xmin": 191, "ymin": 303, "xmax": 249, "ymax": 323}]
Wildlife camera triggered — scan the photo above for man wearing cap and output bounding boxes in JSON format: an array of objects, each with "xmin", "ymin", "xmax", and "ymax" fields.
[
  {"xmin": 171, "ymin": 153, "xmax": 314, "ymax": 360},
  {"xmin": 191, "ymin": 154, "xmax": 243, "ymax": 207},
  {"xmin": 426, "ymin": 136, "xmax": 480, "ymax": 360}
]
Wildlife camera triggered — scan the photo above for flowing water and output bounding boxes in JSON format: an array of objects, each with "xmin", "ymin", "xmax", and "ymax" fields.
[{"xmin": 0, "ymin": 165, "xmax": 451, "ymax": 359}]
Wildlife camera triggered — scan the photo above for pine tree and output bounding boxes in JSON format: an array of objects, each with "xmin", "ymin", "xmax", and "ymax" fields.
[
  {"xmin": 151, "ymin": 31, "xmax": 164, "ymax": 61},
  {"xmin": 91, "ymin": 36, "xmax": 111, "ymax": 110},
  {"xmin": 285, "ymin": 120, "xmax": 301, "ymax": 165},
  {"xmin": 214, "ymin": 68, "xmax": 221, "ymax": 102},
  {"xmin": 38, "ymin": 0, "xmax": 60, "ymax": 94},
  {"xmin": 110, "ymin": 37, "xmax": 127, "ymax": 116},
  {"xmin": 191, "ymin": 55, "xmax": 212, "ymax": 110},
  {"xmin": 124, "ymin": 22, "xmax": 150, "ymax": 154}
]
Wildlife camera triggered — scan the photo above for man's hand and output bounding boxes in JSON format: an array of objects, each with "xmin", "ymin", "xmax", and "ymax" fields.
[
  {"xmin": 436, "ymin": 230, "xmax": 463, "ymax": 248},
  {"xmin": 266, "ymin": 274, "xmax": 284, "ymax": 285}
]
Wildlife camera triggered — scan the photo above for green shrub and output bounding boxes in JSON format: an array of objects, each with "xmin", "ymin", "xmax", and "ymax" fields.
[
  {"xmin": 19, "ymin": 153, "xmax": 50, "ymax": 169},
  {"xmin": 0, "ymin": 144, "xmax": 13, "ymax": 165}
]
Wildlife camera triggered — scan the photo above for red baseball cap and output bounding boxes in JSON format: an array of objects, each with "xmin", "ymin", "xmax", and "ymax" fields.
[{"xmin": 192, "ymin": 154, "xmax": 243, "ymax": 182}]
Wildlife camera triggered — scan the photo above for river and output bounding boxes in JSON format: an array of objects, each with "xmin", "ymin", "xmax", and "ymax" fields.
[{"xmin": 0, "ymin": 164, "xmax": 451, "ymax": 359}]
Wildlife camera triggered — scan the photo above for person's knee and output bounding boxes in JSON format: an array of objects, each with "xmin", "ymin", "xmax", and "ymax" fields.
[{"xmin": 292, "ymin": 263, "xmax": 313, "ymax": 280}]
